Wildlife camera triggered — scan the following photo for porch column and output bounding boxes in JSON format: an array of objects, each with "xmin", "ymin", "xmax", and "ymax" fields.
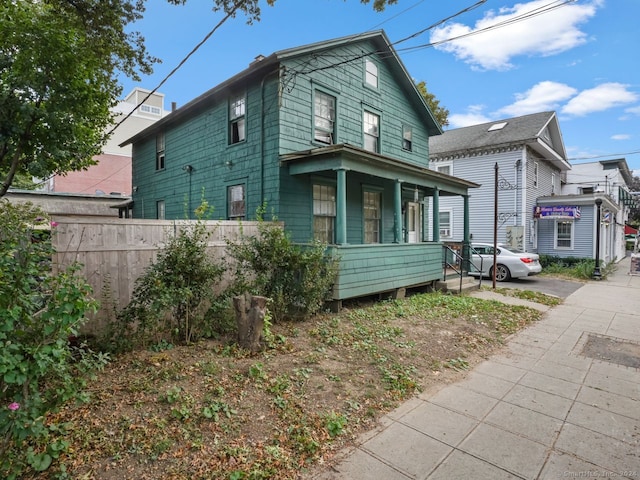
[
  {"xmin": 336, "ymin": 168, "xmax": 347, "ymax": 245},
  {"xmin": 463, "ymin": 194, "xmax": 470, "ymax": 271},
  {"xmin": 432, "ymin": 187, "xmax": 440, "ymax": 242},
  {"xmin": 394, "ymin": 180, "xmax": 403, "ymax": 243}
]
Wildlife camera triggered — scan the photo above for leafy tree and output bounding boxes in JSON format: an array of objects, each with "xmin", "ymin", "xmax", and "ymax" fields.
[{"xmin": 415, "ymin": 80, "xmax": 450, "ymax": 127}]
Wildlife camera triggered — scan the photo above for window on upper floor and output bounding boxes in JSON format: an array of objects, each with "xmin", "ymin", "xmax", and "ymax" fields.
[
  {"xmin": 229, "ymin": 95, "xmax": 246, "ymax": 145},
  {"xmin": 555, "ymin": 220, "xmax": 573, "ymax": 249},
  {"xmin": 313, "ymin": 184, "xmax": 336, "ymax": 244},
  {"xmin": 364, "ymin": 190, "xmax": 381, "ymax": 243},
  {"xmin": 365, "ymin": 59, "xmax": 378, "ymax": 89},
  {"xmin": 533, "ymin": 162, "xmax": 539, "ymax": 188},
  {"xmin": 156, "ymin": 133, "xmax": 165, "ymax": 171},
  {"xmin": 156, "ymin": 200, "xmax": 165, "ymax": 219},
  {"xmin": 551, "ymin": 172, "xmax": 556, "ymax": 194},
  {"xmin": 228, "ymin": 184, "xmax": 246, "ymax": 219},
  {"xmin": 402, "ymin": 125, "xmax": 412, "ymax": 152},
  {"xmin": 363, "ymin": 111, "xmax": 379, "ymax": 153},
  {"xmin": 434, "ymin": 162, "xmax": 452, "ymax": 176},
  {"xmin": 314, "ymin": 91, "xmax": 336, "ymax": 145}
]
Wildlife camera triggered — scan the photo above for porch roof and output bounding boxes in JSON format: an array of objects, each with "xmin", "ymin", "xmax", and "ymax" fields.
[{"xmin": 280, "ymin": 143, "xmax": 479, "ymax": 197}]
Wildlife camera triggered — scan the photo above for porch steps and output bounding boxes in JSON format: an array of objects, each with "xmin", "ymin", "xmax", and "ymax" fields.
[{"xmin": 434, "ymin": 276, "xmax": 480, "ymax": 295}]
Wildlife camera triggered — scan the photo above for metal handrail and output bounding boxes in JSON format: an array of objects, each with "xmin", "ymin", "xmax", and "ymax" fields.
[{"xmin": 442, "ymin": 245, "xmax": 484, "ymax": 291}]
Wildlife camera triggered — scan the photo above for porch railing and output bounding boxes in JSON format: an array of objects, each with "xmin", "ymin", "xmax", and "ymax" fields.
[{"xmin": 442, "ymin": 245, "xmax": 483, "ymax": 291}]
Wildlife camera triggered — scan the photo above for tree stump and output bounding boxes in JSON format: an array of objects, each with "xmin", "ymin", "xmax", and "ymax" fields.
[{"xmin": 233, "ymin": 293, "xmax": 268, "ymax": 353}]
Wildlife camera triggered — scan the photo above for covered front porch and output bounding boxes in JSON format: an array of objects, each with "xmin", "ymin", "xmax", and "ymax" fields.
[{"xmin": 281, "ymin": 144, "xmax": 479, "ymax": 301}]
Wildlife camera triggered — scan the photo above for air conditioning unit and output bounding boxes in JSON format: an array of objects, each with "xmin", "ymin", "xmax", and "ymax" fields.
[{"xmin": 440, "ymin": 228, "xmax": 451, "ymax": 237}]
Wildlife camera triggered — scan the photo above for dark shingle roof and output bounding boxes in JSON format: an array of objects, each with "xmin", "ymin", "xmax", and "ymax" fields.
[{"xmin": 429, "ymin": 111, "xmax": 556, "ymax": 155}]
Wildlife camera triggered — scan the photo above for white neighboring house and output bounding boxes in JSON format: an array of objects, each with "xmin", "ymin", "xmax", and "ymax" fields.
[
  {"xmin": 561, "ymin": 159, "xmax": 636, "ymax": 262},
  {"xmin": 428, "ymin": 111, "xmax": 570, "ymax": 253}
]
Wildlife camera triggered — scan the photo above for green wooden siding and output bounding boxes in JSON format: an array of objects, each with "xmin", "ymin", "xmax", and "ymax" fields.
[
  {"xmin": 132, "ymin": 76, "xmax": 282, "ymax": 220},
  {"xmin": 328, "ymin": 243, "xmax": 442, "ymax": 299},
  {"xmin": 278, "ymin": 44, "xmax": 432, "ymax": 168}
]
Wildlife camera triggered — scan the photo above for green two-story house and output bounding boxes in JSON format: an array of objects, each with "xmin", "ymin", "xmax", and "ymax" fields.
[{"xmin": 124, "ymin": 30, "xmax": 478, "ymax": 303}]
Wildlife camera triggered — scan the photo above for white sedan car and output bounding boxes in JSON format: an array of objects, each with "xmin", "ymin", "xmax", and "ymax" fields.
[{"xmin": 468, "ymin": 243, "xmax": 542, "ymax": 282}]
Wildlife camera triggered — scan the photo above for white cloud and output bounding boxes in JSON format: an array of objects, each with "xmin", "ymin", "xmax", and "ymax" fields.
[
  {"xmin": 561, "ymin": 83, "xmax": 639, "ymax": 116},
  {"xmin": 430, "ymin": 0, "xmax": 600, "ymax": 70},
  {"xmin": 611, "ymin": 134, "xmax": 630, "ymax": 141},
  {"xmin": 448, "ymin": 105, "xmax": 492, "ymax": 128},
  {"xmin": 497, "ymin": 81, "xmax": 577, "ymax": 116},
  {"xmin": 625, "ymin": 105, "xmax": 640, "ymax": 115}
]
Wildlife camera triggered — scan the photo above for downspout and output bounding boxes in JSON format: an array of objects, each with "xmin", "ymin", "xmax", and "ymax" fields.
[
  {"xmin": 520, "ymin": 149, "xmax": 528, "ymax": 251},
  {"xmin": 259, "ymin": 65, "xmax": 283, "ymax": 214}
]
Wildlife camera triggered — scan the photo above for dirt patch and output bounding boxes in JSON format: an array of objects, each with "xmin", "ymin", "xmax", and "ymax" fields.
[
  {"xmin": 36, "ymin": 291, "xmax": 545, "ymax": 480},
  {"xmin": 581, "ymin": 333, "xmax": 640, "ymax": 368}
]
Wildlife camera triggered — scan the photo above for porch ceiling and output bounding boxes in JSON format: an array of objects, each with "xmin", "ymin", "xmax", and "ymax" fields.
[{"xmin": 281, "ymin": 143, "xmax": 479, "ymax": 196}]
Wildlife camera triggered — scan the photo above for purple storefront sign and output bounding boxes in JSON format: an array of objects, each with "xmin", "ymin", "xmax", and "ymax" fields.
[{"xmin": 533, "ymin": 205, "xmax": 581, "ymax": 219}]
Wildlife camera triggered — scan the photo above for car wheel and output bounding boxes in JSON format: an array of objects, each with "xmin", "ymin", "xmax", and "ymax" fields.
[{"xmin": 491, "ymin": 264, "xmax": 511, "ymax": 282}]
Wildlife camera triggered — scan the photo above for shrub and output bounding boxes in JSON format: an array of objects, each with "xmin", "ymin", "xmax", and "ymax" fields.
[
  {"xmin": 224, "ymin": 209, "xmax": 337, "ymax": 322},
  {"xmin": 0, "ymin": 201, "xmax": 106, "ymax": 479},
  {"xmin": 113, "ymin": 213, "xmax": 225, "ymax": 350}
]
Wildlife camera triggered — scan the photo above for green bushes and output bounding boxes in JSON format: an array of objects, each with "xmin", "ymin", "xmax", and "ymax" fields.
[
  {"xmin": 112, "ymin": 207, "xmax": 338, "ymax": 350},
  {"xmin": 113, "ymin": 216, "xmax": 225, "ymax": 351},
  {"xmin": 539, "ymin": 255, "xmax": 615, "ymax": 280},
  {"xmin": 225, "ymin": 215, "xmax": 337, "ymax": 323},
  {"xmin": 0, "ymin": 201, "xmax": 107, "ymax": 479}
]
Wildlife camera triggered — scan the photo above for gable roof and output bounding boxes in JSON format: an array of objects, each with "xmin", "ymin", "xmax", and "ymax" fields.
[
  {"xmin": 122, "ymin": 30, "xmax": 441, "ymax": 147},
  {"xmin": 429, "ymin": 111, "xmax": 570, "ymax": 172}
]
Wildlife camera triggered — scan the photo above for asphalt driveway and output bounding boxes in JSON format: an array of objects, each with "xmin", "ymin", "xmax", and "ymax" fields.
[{"xmin": 482, "ymin": 275, "xmax": 585, "ymax": 299}]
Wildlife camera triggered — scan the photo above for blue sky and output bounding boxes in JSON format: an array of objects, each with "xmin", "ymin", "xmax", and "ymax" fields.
[{"xmin": 120, "ymin": 0, "xmax": 640, "ymax": 175}]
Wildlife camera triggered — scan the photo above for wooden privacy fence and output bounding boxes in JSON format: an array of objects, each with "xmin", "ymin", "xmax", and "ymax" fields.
[{"xmin": 51, "ymin": 216, "xmax": 273, "ymax": 334}]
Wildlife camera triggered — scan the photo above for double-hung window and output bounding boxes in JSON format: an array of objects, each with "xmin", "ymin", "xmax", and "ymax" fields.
[
  {"xmin": 402, "ymin": 125, "xmax": 412, "ymax": 151},
  {"xmin": 363, "ymin": 111, "xmax": 379, "ymax": 153},
  {"xmin": 313, "ymin": 184, "xmax": 336, "ymax": 244},
  {"xmin": 228, "ymin": 184, "xmax": 246, "ymax": 219},
  {"xmin": 156, "ymin": 200, "xmax": 165, "ymax": 219},
  {"xmin": 365, "ymin": 59, "xmax": 378, "ymax": 88},
  {"xmin": 439, "ymin": 210, "xmax": 452, "ymax": 238},
  {"xmin": 156, "ymin": 133, "xmax": 165, "ymax": 171},
  {"xmin": 555, "ymin": 220, "xmax": 573, "ymax": 249},
  {"xmin": 364, "ymin": 191, "xmax": 381, "ymax": 243},
  {"xmin": 229, "ymin": 95, "xmax": 246, "ymax": 144},
  {"xmin": 314, "ymin": 91, "xmax": 336, "ymax": 144}
]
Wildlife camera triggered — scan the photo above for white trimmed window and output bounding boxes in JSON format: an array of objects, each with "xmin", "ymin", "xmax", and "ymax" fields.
[
  {"xmin": 314, "ymin": 91, "xmax": 336, "ymax": 145},
  {"xmin": 363, "ymin": 111, "xmax": 379, "ymax": 153},
  {"xmin": 313, "ymin": 184, "xmax": 336, "ymax": 244},
  {"xmin": 434, "ymin": 162, "xmax": 452, "ymax": 176},
  {"xmin": 555, "ymin": 220, "xmax": 573, "ymax": 249},
  {"xmin": 533, "ymin": 162, "xmax": 539, "ymax": 188},
  {"xmin": 229, "ymin": 95, "xmax": 246, "ymax": 144},
  {"xmin": 439, "ymin": 210, "xmax": 452, "ymax": 238}
]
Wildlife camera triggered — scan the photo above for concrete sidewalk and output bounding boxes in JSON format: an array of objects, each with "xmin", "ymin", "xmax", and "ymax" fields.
[{"xmin": 312, "ymin": 258, "xmax": 640, "ymax": 479}]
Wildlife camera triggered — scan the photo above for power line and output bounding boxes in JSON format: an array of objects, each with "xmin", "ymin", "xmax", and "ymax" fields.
[{"xmin": 105, "ymin": 0, "xmax": 248, "ymax": 138}]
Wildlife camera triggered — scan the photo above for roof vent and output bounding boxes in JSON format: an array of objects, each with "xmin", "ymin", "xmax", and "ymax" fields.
[{"xmin": 488, "ymin": 122, "xmax": 507, "ymax": 132}]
